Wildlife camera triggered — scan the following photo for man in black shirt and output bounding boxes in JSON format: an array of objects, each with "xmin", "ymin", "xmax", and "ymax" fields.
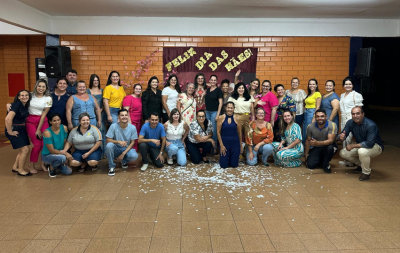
[{"xmin": 338, "ymin": 106, "xmax": 383, "ymax": 181}]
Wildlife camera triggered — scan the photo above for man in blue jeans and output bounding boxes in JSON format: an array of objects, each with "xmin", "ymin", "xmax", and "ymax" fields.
[
  {"xmin": 138, "ymin": 112, "xmax": 166, "ymax": 171},
  {"xmin": 105, "ymin": 108, "xmax": 138, "ymax": 176}
]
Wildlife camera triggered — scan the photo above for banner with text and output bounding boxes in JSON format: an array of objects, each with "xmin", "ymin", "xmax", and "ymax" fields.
[{"xmin": 163, "ymin": 47, "xmax": 258, "ymax": 89}]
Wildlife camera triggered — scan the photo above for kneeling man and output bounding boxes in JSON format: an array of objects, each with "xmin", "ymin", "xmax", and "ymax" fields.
[
  {"xmin": 339, "ymin": 106, "xmax": 383, "ymax": 181},
  {"xmin": 305, "ymin": 109, "xmax": 338, "ymax": 173},
  {"xmin": 138, "ymin": 112, "xmax": 166, "ymax": 171},
  {"xmin": 105, "ymin": 108, "xmax": 138, "ymax": 176}
]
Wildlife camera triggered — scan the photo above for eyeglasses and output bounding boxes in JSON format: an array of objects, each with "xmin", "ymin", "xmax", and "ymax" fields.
[
  {"xmin": 262, "ymin": 86, "xmax": 270, "ymax": 88},
  {"xmin": 197, "ymin": 115, "xmax": 205, "ymax": 118}
]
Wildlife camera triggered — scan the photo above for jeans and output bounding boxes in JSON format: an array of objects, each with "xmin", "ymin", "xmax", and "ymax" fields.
[
  {"xmin": 138, "ymin": 142, "xmax": 164, "ymax": 168},
  {"xmin": 105, "ymin": 142, "xmax": 138, "ymax": 168},
  {"xmin": 206, "ymin": 110, "xmax": 218, "ymax": 145},
  {"xmin": 41, "ymin": 154, "xmax": 72, "ymax": 175},
  {"xmin": 109, "ymin": 107, "xmax": 120, "ymax": 125},
  {"xmin": 303, "ymin": 108, "xmax": 315, "ymax": 144},
  {"xmin": 246, "ymin": 144, "xmax": 273, "ymax": 166},
  {"xmin": 307, "ymin": 143, "xmax": 338, "ymax": 169},
  {"xmin": 186, "ymin": 139, "xmax": 212, "ymax": 164},
  {"xmin": 295, "ymin": 114, "xmax": 304, "ymax": 128},
  {"xmin": 165, "ymin": 139, "xmax": 187, "ymax": 166}
]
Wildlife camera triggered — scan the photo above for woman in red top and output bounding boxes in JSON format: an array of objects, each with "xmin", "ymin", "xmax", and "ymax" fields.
[{"xmin": 122, "ymin": 83, "xmax": 142, "ymax": 151}]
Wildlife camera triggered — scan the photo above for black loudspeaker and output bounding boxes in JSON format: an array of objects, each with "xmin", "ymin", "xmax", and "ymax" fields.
[
  {"xmin": 44, "ymin": 46, "xmax": 72, "ymax": 77},
  {"xmin": 355, "ymin": 47, "xmax": 376, "ymax": 78}
]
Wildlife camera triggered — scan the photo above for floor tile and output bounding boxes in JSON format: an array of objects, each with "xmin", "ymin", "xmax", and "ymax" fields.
[
  {"xmin": 49, "ymin": 211, "xmax": 82, "ymax": 225},
  {"xmin": 118, "ymin": 237, "xmax": 151, "ymax": 252},
  {"xmin": 75, "ymin": 210, "xmax": 108, "ymax": 224},
  {"xmin": 235, "ymin": 220, "xmax": 266, "ymax": 234},
  {"xmin": 261, "ymin": 219, "xmax": 294, "ymax": 234},
  {"xmin": 380, "ymin": 231, "xmax": 400, "ymax": 247},
  {"xmin": 209, "ymin": 220, "xmax": 238, "ymax": 235},
  {"xmin": 4, "ymin": 224, "xmax": 44, "ymax": 240},
  {"xmin": 34, "ymin": 224, "xmax": 71, "ymax": 239},
  {"xmin": 102, "ymin": 210, "xmax": 132, "ymax": 223},
  {"xmin": 327, "ymin": 232, "xmax": 368, "ymax": 250},
  {"xmin": 53, "ymin": 239, "xmax": 91, "ymax": 253},
  {"xmin": 153, "ymin": 221, "xmax": 182, "ymax": 236},
  {"xmin": 109, "ymin": 200, "xmax": 137, "ymax": 210},
  {"xmin": 156, "ymin": 209, "xmax": 182, "ymax": 222},
  {"xmin": 207, "ymin": 208, "xmax": 233, "ymax": 221},
  {"xmin": 130, "ymin": 209, "xmax": 158, "ymax": 222},
  {"xmin": 353, "ymin": 232, "xmax": 397, "ymax": 249},
  {"xmin": 149, "ymin": 236, "xmax": 181, "ymax": 253},
  {"xmin": 64, "ymin": 223, "xmax": 100, "ymax": 239},
  {"xmin": 182, "ymin": 208, "xmax": 208, "ymax": 221},
  {"xmin": 182, "ymin": 221, "xmax": 209, "ymax": 236},
  {"xmin": 181, "ymin": 236, "xmax": 212, "ymax": 253},
  {"xmin": 339, "ymin": 218, "xmax": 377, "ymax": 232},
  {"xmin": 124, "ymin": 222, "xmax": 154, "ymax": 237},
  {"xmin": 297, "ymin": 233, "xmax": 337, "ymax": 251},
  {"xmin": 314, "ymin": 218, "xmax": 350, "ymax": 233},
  {"xmin": 0, "ymin": 240, "xmax": 30, "ymax": 253},
  {"xmin": 211, "ymin": 235, "xmax": 244, "ymax": 252},
  {"xmin": 94, "ymin": 223, "xmax": 127, "ymax": 238},
  {"xmin": 85, "ymin": 238, "xmax": 121, "ymax": 253},
  {"xmin": 21, "ymin": 239, "xmax": 60, "ymax": 253},
  {"xmin": 240, "ymin": 234, "xmax": 275, "ymax": 252},
  {"xmin": 269, "ymin": 234, "xmax": 307, "ymax": 251}
]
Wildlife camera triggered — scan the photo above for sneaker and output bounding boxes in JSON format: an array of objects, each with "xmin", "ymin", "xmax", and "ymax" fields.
[
  {"xmin": 264, "ymin": 162, "xmax": 270, "ymax": 167},
  {"xmin": 108, "ymin": 168, "xmax": 115, "ymax": 176},
  {"xmin": 121, "ymin": 163, "xmax": 128, "ymax": 169},
  {"xmin": 48, "ymin": 168, "xmax": 56, "ymax": 178},
  {"xmin": 359, "ymin": 173, "xmax": 371, "ymax": 181},
  {"xmin": 141, "ymin": 164, "xmax": 149, "ymax": 172},
  {"xmin": 354, "ymin": 166, "xmax": 362, "ymax": 172},
  {"xmin": 167, "ymin": 158, "xmax": 173, "ymax": 165},
  {"xmin": 323, "ymin": 165, "xmax": 332, "ymax": 173},
  {"xmin": 339, "ymin": 160, "xmax": 354, "ymax": 167}
]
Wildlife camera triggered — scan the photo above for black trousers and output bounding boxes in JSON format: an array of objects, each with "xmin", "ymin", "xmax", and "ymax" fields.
[
  {"xmin": 138, "ymin": 143, "xmax": 164, "ymax": 168},
  {"xmin": 186, "ymin": 139, "xmax": 212, "ymax": 164},
  {"xmin": 307, "ymin": 143, "xmax": 338, "ymax": 169}
]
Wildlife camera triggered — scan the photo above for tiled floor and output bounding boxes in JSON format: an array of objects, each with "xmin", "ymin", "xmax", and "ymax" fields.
[{"xmin": 0, "ymin": 144, "xmax": 399, "ymax": 253}]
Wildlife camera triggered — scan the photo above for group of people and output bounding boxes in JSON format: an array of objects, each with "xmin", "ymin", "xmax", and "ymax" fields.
[{"xmin": 5, "ymin": 69, "xmax": 383, "ymax": 181}]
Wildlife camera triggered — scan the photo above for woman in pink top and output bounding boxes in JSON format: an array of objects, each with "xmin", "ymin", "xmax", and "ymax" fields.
[
  {"xmin": 255, "ymin": 80, "xmax": 279, "ymax": 127},
  {"xmin": 122, "ymin": 83, "xmax": 142, "ymax": 151}
]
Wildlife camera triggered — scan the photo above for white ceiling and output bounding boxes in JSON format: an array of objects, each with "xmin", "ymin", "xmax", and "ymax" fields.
[{"xmin": 17, "ymin": 0, "xmax": 400, "ymax": 19}]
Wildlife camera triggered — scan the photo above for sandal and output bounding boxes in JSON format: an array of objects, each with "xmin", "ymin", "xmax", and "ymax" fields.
[
  {"xmin": 79, "ymin": 162, "xmax": 88, "ymax": 172},
  {"xmin": 41, "ymin": 162, "xmax": 49, "ymax": 172},
  {"xmin": 91, "ymin": 166, "xmax": 98, "ymax": 171}
]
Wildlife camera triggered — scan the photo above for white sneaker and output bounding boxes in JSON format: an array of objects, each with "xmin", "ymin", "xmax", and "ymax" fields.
[
  {"xmin": 108, "ymin": 168, "xmax": 115, "ymax": 176},
  {"xmin": 338, "ymin": 160, "xmax": 354, "ymax": 167},
  {"xmin": 121, "ymin": 163, "xmax": 128, "ymax": 169},
  {"xmin": 141, "ymin": 164, "xmax": 149, "ymax": 172},
  {"xmin": 167, "ymin": 158, "xmax": 173, "ymax": 165}
]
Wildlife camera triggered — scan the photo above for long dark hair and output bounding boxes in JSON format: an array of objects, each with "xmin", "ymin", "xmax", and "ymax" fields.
[
  {"xmin": 250, "ymin": 78, "xmax": 261, "ymax": 94},
  {"xmin": 196, "ymin": 110, "xmax": 209, "ymax": 132},
  {"xmin": 169, "ymin": 108, "xmax": 182, "ymax": 124},
  {"xmin": 14, "ymin": 89, "xmax": 32, "ymax": 108},
  {"xmin": 231, "ymin": 82, "xmax": 251, "ymax": 101},
  {"xmin": 146, "ymin": 76, "xmax": 159, "ymax": 91},
  {"xmin": 194, "ymin": 73, "xmax": 206, "ymax": 89},
  {"xmin": 279, "ymin": 109, "xmax": 295, "ymax": 136},
  {"xmin": 165, "ymin": 74, "xmax": 181, "ymax": 93},
  {"xmin": 106, "ymin": 71, "xmax": 121, "ymax": 86},
  {"xmin": 89, "ymin": 74, "xmax": 100, "ymax": 89},
  {"xmin": 306, "ymin": 78, "xmax": 320, "ymax": 98}
]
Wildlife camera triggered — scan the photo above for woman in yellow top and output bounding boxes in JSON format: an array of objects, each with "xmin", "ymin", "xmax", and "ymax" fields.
[
  {"xmin": 302, "ymin": 78, "xmax": 321, "ymax": 144},
  {"xmin": 103, "ymin": 71, "xmax": 126, "ymax": 125}
]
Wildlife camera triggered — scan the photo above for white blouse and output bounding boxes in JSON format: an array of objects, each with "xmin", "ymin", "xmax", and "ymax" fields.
[
  {"xmin": 166, "ymin": 121, "xmax": 185, "ymax": 140},
  {"xmin": 340, "ymin": 91, "xmax": 363, "ymax": 115},
  {"xmin": 29, "ymin": 94, "xmax": 52, "ymax": 115}
]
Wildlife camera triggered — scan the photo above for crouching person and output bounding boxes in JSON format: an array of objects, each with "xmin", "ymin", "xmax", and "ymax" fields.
[
  {"xmin": 42, "ymin": 113, "xmax": 73, "ymax": 177},
  {"xmin": 138, "ymin": 112, "xmax": 166, "ymax": 171},
  {"xmin": 63, "ymin": 112, "xmax": 102, "ymax": 172},
  {"xmin": 105, "ymin": 108, "xmax": 138, "ymax": 176}
]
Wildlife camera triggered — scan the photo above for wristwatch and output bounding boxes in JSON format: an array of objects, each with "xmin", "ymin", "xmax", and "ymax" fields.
[{"xmin": 160, "ymin": 151, "xmax": 163, "ymax": 154}]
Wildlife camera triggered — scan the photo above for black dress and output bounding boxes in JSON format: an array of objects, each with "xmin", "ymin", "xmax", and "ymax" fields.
[
  {"xmin": 5, "ymin": 101, "xmax": 30, "ymax": 149},
  {"xmin": 142, "ymin": 89, "xmax": 162, "ymax": 121}
]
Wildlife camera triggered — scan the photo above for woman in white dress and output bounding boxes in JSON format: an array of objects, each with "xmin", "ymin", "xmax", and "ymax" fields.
[{"xmin": 339, "ymin": 76, "xmax": 363, "ymax": 166}]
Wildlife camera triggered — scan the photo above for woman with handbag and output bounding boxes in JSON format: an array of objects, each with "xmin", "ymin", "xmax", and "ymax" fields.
[{"xmin": 177, "ymin": 83, "xmax": 196, "ymax": 126}]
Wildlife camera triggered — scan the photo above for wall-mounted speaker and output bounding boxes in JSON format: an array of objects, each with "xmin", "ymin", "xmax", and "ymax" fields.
[
  {"xmin": 355, "ymin": 47, "xmax": 376, "ymax": 78},
  {"xmin": 44, "ymin": 46, "xmax": 72, "ymax": 77}
]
